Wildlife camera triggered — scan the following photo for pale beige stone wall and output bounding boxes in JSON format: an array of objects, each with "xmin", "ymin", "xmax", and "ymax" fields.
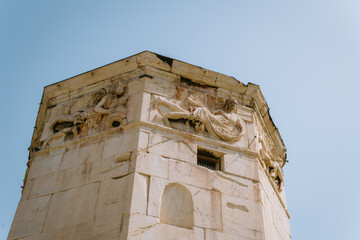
[
  {"xmin": 125, "ymin": 73, "xmax": 290, "ymax": 240},
  {"xmin": 9, "ymin": 51, "xmax": 290, "ymax": 240}
]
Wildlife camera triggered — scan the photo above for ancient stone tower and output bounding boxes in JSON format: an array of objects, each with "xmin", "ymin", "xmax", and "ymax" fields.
[{"xmin": 8, "ymin": 51, "xmax": 290, "ymax": 240}]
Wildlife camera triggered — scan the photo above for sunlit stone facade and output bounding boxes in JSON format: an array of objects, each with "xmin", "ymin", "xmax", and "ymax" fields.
[{"xmin": 8, "ymin": 51, "xmax": 290, "ymax": 240}]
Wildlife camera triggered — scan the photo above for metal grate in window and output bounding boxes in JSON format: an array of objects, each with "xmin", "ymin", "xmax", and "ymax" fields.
[{"xmin": 197, "ymin": 149, "xmax": 220, "ymax": 170}]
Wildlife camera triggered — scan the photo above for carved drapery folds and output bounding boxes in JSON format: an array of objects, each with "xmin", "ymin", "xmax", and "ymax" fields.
[
  {"xmin": 257, "ymin": 130, "xmax": 284, "ymax": 191},
  {"xmin": 34, "ymin": 82, "xmax": 128, "ymax": 151},
  {"xmin": 154, "ymin": 95, "xmax": 246, "ymax": 142},
  {"xmin": 88, "ymin": 82, "xmax": 128, "ymax": 131}
]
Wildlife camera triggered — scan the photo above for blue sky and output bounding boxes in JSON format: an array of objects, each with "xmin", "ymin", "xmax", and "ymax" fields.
[{"xmin": 1, "ymin": 1, "xmax": 360, "ymax": 239}]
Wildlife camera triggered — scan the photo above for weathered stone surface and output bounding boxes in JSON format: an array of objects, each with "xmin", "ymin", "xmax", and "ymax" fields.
[
  {"xmin": 127, "ymin": 92, "xmax": 144, "ymax": 123},
  {"xmin": 138, "ymin": 130, "xmax": 150, "ymax": 152},
  {"xmin": 168, "ymin": 159, "xmax": 217, "ymax": 189},
  {"xmin": 71, "ymin": 221, "xmax": 123, "ymax": 240},
  {"xmin": 146, "ymin": 176, "xmax": 222, "ymax": 231},
  {"xmin": 258, "ymin": 169, "xmax": 291, "ymax": 240},
  {"xmin": 128, "ymin": 214, "xmax": 159, "ymax": 234},
  {"xmin": 191, "ymin": 187, "xmax": 222, "ymax": 230},
  {"xmin": 8, "ymin": 196, "xmax": 51, "ymax": 239},
  {"xmin": 140, "ymin": 92, "xmax": 152, "ymax": 122},
  {"xmin": 102, "ymin": 129, "xmax": 138, "ymax": 160},
  {"xmin": 213, "ymin": 172, "xmax": 253, "ymax": 200},
  {"xmin": 69, "ymin": 93, "xmax": 93, "ymax": 114},
  {"xmin": 46, "ymin": 102, "xmax": 71, "ymax": 124},
  {"xmin": 30, "ymin": 170, "xmax": 65, "ymax": 198},
  {"xmin": 95, "ymin": 173, "xmax": 133, "ymax": 232},
  {"xmin": 62, "ymin": 162, "xmax": 94, "ymax": 190},
  {"xmin": 246, "ymin": 121, "xmax": 257, "ymax": 151},
  {"xmin": 135, "ymin": 152, "xmax": 168, "ymax": 179},
  {"xmin": 59, "ymin": 145, "xmax": 80, "ymax": 170},
  {"xmin": 20, "ymin": 179, "xmax": 33, "ymax": 201},
  {"xmin": 160, "ymin": 183, "xmax": 194, "ymax": 229},
  {"xmin": 11, "ymin": 51, "xmax": 289, "ymax": 240},
  {"xmin": 223, "ymin": 153, "xmax": 260, "ymax": 181},
  {"xmin": 144, "ymin": 77, "xmax": 177, "ymax": 98},
  {"xmin": 148, "ymin": 133, "xmax": 197, "ymax": 164},
  {"xmin": 130, "ymin": 173, "xmax": 149, "ymax": 215},
  {"xmin": 41, "ymin": 226, "xmax": 76, "ymax": 240},
  {"xmin": 28, "ymin": 153, "xmax": 63, "ymax": 179},
  {"xmin": 43, "ymin": 182, "xmax": 99, "ymax": 232},
  {"xmin": 128, "ymin": 223, "xmax": 204, "ymax": 240},
  {"xmin": 147, "ymin": 176, "xmax": 169, "ymax": 218},
  {"xmin": 78, "ymin": 140, "xmax": 104, "ymax": 164},
  {"xmin": 222, "ymin": 193, "xmax": 264, "ymax": 240}
]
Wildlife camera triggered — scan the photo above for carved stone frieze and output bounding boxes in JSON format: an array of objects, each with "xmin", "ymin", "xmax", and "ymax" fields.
[
  {"xmin": 88, "ymin": 82, "xmax": 128, "ymax": 131},
  {"xmin": 257, "ymin": 129, "xmax": 284, "ymax": 191},
  {"xmin": 13, "ymin": 52, "xmax": 290, "ymax": 240},
  {"xmin": 154, "ymin": 95, "xmax": 246, "ymax": 142},
  {"xmin": 33, "ymin": 82, "xmax": 128, "ymax": 151}
]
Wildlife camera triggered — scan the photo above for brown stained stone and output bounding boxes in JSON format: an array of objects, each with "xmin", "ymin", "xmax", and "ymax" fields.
[{"xmin": 30, "ymin": 170, "xmax": 65, "ymax": 198}]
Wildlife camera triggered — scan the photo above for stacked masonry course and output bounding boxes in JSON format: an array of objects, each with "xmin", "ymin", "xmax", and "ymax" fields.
[{"xmin": 8, "ymin": 51, "xmax": 290, "ymax": 240}]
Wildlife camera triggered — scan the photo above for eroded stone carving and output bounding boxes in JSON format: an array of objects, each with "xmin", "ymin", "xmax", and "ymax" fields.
[
  {"xmin": 42, "ymin": 112, "xmax": 87, "ymax": 147},
  {"xmin": 39, "ymin": 82, "xmax": 128, "ymax": 149},
  {"xmin": 154, "ymin": 95, "xmax": 246, "ymax": 142},
  {"xmin": 258, "ymin": 132, "xmax": 284, "ymax": 191},
  {"xmin": 88, "ymin": 82, "xmax": 128, "ymax": 131}
]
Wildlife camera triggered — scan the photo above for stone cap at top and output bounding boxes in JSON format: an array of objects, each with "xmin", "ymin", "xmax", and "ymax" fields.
[{"xmin": 39, "ymin": 50, "xmax": 286, "ymax": 165}]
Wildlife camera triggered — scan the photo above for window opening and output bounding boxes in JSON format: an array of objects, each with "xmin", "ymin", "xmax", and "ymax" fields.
[{"xmin": 197, "ymin": 149, "xmax": 221, "ymax": 170}]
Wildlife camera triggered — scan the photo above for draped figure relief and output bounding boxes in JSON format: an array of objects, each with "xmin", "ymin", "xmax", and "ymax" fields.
[
  {"xmin": 87, "ymin": 82, "xmax": 128, "ymax": 131},
  {"xmin": 154, "ymin": 95, "xmax": 246, "ymax": 142},
  {"xmin": 38, "ymin": 82, "xmax": 128, "ymax": 150},
  {"xmin": 257, "ymin": 130, "xmax": 284, "ymax": 191}
]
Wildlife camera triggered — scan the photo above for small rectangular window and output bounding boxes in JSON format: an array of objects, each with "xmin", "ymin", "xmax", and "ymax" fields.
[{"xmin": 197, "ymin": 149, "xmax": 221, "ymax": 170}]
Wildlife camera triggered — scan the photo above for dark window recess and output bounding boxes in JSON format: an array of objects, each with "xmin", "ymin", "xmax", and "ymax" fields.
[{"xmin": 197, "ymin": 149, "xmax": 220, "ymax": 170}]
